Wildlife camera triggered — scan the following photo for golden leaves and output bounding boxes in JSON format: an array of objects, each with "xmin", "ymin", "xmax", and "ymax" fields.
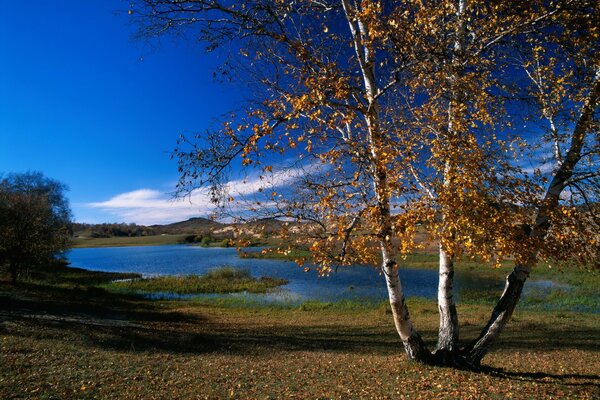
[{"xmin": 170, "ymin": 0, "xmax": 596, "ymax": 275}]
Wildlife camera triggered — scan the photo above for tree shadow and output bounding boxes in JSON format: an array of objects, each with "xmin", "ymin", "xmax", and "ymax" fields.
[
  {"xmin": 1, "ymin": 280, "xmax": 403, "ymax": 355},
  {"xmin": 0, "ymin": 281, "xmax": 207, "ymax": 325},
  {"xmin": 2, "ymin": 279, "xmax": 599, "ymax": 392},
  {"xmin": 458, "ymin": 323, "xmax": 600, "ymax": 353},
  {"xmin": 484, "ymin": 367, "xmax": 600, "ymax": 388},
  {"xmin": 1, "ymin": 310, "xmax": 405, "ymax": 355}
]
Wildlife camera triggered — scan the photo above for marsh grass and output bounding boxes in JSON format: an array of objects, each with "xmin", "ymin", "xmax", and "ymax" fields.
[
  {"xmin": 238, "ymin": 248, "xmax": 311, "ymax": 260},
  {"xmin": 108, "ymin": 267, "xmax": 288, "ymax": 294}
]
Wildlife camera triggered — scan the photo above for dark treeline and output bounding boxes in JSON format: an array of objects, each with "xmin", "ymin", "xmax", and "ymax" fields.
[{"xmin": 72, "ymin": 223, "xmax": 157, "ymax": 238}]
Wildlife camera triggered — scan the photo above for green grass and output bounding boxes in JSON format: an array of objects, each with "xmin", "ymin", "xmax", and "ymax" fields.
[
  {"xmin": 17, "ymin": 260, "xmax": 141, "ymax": 287},
  {"xmin": 72, "ymin": 234, "xmax": 288, "ymax": 249},
  {"xmin": 238, "ymin": 248, "xmax": 311, "ymax": 260},
  {"xmin": 72, "ymin": 234, "xmax": 193, "ymax": 248},
  {"xmin": 396, "ymin": 252, "xmax": 600, "ymax": 312},
  {"xmin": 107, "ymin": 267, "xmax": 288, "ymax": 294}
]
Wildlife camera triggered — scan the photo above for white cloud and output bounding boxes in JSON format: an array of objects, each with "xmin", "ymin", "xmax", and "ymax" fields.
[
  {"xmin": 85, "ymin": 166, "xmax": 316, "ymax": 225},
  {"xmin": 519, "ymin": 142, "xmax": 559, "ymax": 176},
  {"xmin": 225, "ymin": 166, "xmax": 313, "ymax": 196},
  {"xmin": 88, "ymin": 188, "xmax": 216, "ymax": 225}
]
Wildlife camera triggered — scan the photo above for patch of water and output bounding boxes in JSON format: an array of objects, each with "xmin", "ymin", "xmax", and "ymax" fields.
[{"xmin": 68, "ymin": 245, "xmax": 584, "ymax": 310}]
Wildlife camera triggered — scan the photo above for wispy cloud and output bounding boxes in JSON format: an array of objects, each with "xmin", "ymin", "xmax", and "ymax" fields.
[
  {"xmin": 88, "ymin": 188, "xmax": 215, "ymax": 225},
  {"xmin": 518, "ymin": 142, "xmax": 558, "ymax": 176},
  {"xmin": 86, "ymin": 166, "xmax": 317, "ymax": 225}
]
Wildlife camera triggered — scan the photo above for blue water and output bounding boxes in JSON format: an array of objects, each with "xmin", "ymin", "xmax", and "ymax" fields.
[
  {"xmin": 67, "ymin": 245, "xmax": 570, "ymax": 307},
  {"xmin": 67, "ymin": 245, "xmax": 440, "ymax": 303}
]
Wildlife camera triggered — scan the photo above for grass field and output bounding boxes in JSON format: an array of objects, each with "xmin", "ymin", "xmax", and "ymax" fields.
[
  {"xmin": 1, "ymin": 263, "xmax": 599, "ymax": 399},
  {"xmin": 239, "ymin": 248, "xmax": 311, "ymax": 260},
  {"xmin": 72, "ymin": 234, "xmax": 193, "ymax": 248}
]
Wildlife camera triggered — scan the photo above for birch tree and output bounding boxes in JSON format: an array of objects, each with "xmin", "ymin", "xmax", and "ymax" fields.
[
  {"xmin": 131, "ymin": 0, "xmax": 598, "ymax": 367},
  {"xmin": 384, "ymin": 0, "xmax": 559, "ymax": 359},
  {"xmin": 464, "ymin": 1, "xmax": 599, "ymax": 363}
]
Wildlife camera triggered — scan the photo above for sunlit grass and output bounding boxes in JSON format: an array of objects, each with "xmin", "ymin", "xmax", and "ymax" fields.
[
  {"xmin": 2, "ymin": 261, "xmax": 599, "ymax": 398},
  {"xmin": 107, "ymin": 267, "xmax": 288, "ymax": 294},
  {"xmin": 72, "ymin": 234, "xmax": 192, "ymax": 248}
]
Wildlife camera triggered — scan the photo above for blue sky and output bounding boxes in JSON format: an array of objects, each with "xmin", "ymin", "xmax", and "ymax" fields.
[{"xmin": 0, "ymin": 1, "xmax": 246, "ymax": 224}]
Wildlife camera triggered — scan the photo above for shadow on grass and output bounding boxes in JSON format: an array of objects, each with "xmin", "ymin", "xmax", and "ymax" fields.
[
  {"xmin": 2, "ymin": 284, "xmax": 598, "ymax": 356},
  {"xmin": 2, "ymin": 308, "xmax": 403, "ymax": 356},
  {"xmin": 0, "ymin": 279, "xmax": 208, "ymax": 332},
  {"xmin": 2, "ymin": 277, "xmax": 599, "ymax": 392},
  {"xmin": 485, "ymin": 367, "xmax": 600, "ymax": 388}
]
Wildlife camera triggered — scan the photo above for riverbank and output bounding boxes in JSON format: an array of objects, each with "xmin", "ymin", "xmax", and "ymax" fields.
[
  {"xmin": 67, "ymin": 243, "xmax": 600, "ymax": 313},
  {"xmin": 72, "ymin": 234, "xmax": 277, "ymax": 248},
  {"xmin": 1, "ymin": 265, "xmax": 599, "ymax": 399},
  {"xmin": 72, "ymin": 234, "xmax": 193, "ymax": 248}
]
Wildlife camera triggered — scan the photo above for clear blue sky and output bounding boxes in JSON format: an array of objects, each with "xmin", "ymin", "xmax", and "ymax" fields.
[{"xmin": 0, "ymin": 1, "xmax": 243, "ymax": 224}]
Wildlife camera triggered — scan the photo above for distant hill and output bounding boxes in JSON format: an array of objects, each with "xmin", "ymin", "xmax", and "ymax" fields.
[
  {"xmin": 151, "ymin": 217, "xmax": 223, "ymax": 234},
  {"xmin": 243, "ymin": 217, "xmax": 291, "ymax": 232},
  {"xmin": 74, "ymin": 217, "xmax": 229, "ymax": 239},
  {"xmin": 72, "ymin": 216, "xmax": 308, "ymax": 240}
]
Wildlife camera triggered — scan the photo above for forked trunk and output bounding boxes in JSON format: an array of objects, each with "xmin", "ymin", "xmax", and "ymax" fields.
[{"xmin": 437, "ymin": 245, "xmax": 459, "ymax": 352}]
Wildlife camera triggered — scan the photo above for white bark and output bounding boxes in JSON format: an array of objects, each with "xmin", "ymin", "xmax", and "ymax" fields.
[
  {"xmin": 436, "ymin": 0, "xmax": 466, "ymax": 353},
  {"xmin": 341, "ymin": 0, "xmax": 430, "ymax": 362},
  {"xmin": 437, "ymin": 244, "xmax": 459, "ymax": 352},
  {"xmin": 381, "ymin": 244, "xmax": 429, "ymax": 361}
]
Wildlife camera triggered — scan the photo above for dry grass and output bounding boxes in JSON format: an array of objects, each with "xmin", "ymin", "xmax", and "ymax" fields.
[{"xmin": 1, "ymin": 272, "xmax": 599, "ymax": 399}]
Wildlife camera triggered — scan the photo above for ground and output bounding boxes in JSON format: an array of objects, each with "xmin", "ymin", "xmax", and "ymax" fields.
[{"xmin": 1, "ymin": 266, "xmax": 599, "ymax": 399}]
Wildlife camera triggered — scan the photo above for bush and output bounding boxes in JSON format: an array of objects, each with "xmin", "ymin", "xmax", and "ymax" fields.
[{"xmin": 0, "ymin": 172, "xmax": 72, "ymax": 283}]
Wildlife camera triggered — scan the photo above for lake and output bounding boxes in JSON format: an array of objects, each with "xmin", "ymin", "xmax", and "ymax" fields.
[{"xmin": 66, "ymin": 245, "xmax": 540, "ymax": 305}]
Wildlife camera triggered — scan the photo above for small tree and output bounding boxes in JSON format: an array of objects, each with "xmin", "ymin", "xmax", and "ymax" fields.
[{"xmin": 0, "ymin": 172, "xmax": 72, "ymax": 283}]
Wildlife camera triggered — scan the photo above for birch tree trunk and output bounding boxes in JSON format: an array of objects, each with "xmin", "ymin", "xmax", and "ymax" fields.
[
  {"xmin": 465, "ymin": 69, "xmax": 599, "ymax": 365},
  {"xmin": 436, "ymin": 0, "xmax": 466, "ymax": 354},
  {"xmin": 382, "ymin": 250, "xmax": 430, "ymax": 361},
  {"xmin": 437, "ymin": 245, "xmax": 459, "ymax": 352},
  {"xmin": 341, "ymin": 0, "xmax": 431, "ymax": 362},
  {"xmin": 463, "ymin": 262, "xmax": 531, "ymax": 363}
]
